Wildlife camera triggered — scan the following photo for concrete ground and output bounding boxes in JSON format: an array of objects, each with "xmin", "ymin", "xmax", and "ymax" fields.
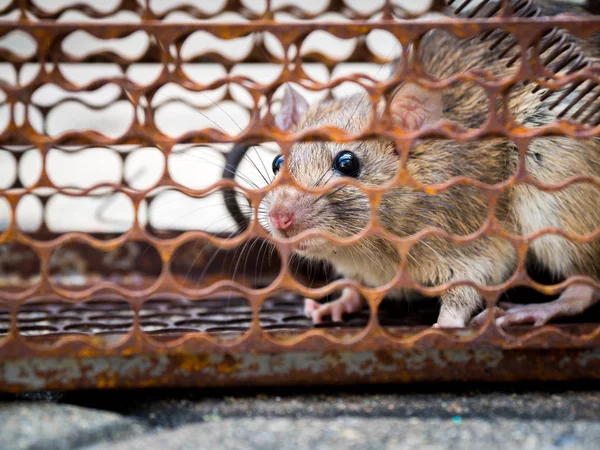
[{"xmin": 1, "ymin": 383, "xmax": 600, "ymax": 450}]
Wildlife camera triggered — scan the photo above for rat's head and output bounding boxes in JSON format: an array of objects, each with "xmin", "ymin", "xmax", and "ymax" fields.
[{"xmin": 259, "ymin": 83, "xmax": 442, "ymax": 260}]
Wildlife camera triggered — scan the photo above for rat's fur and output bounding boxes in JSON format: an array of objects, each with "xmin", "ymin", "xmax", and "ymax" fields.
[{"xmin": 261, "ymin": 11, "xmax": 600, "ymax": 326}]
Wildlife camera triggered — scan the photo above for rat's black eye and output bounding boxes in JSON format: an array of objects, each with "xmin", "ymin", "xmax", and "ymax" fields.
[
  {"xmin": 272, "ymin": 154, "xmax": 284, "ymax": 175},
  {"xmin": 333, "ymin": 150, "xmax": 360, "ymax": 177}
]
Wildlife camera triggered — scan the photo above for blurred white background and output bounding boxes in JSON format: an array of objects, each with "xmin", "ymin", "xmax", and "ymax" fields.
[{"xmin": 0, "ymin": 0, "xmax": 431, "ymax": 234}]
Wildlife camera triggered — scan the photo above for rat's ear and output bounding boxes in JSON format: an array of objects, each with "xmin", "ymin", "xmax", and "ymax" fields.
[
  {"xmin": 389, "ymin": 83, "xmax": 442, "ymax": 131},
  {"xmin": 274, "ymin": 84, "xmax": 310, "ymax": 130}
]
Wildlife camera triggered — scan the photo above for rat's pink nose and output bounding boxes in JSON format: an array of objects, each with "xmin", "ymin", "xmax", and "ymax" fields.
[{"xmin": 269, "ymin": 210, "xmax": 295, "ymax": 231}]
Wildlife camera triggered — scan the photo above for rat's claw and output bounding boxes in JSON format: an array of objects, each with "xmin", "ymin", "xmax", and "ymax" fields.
[
  {"xmin": 304, "ymin": 289, "xmax": 364, "ymax": 324},
  {"xmin": 497, "ymin": 301, "xmax": 520, "ymax": 310},
  {"xmin": 468, "ymin": 307, "xmax": 506, "ymax": 328},
  {"xmin": 303, "ymin": 298, "xmax": 321, "ymax": 318}
]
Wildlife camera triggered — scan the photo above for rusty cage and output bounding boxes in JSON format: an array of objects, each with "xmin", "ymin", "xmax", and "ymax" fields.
[{"xmin": 1, "ymin": 0, "xmax": 600, "ymax": 392}]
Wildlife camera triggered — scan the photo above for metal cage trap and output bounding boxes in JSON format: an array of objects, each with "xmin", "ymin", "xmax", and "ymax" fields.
[{"xmin": 0, "ymin": 0, "xmax": 600, "ymax": 392}]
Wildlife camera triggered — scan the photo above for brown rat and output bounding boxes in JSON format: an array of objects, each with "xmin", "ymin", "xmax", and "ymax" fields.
[{"xmin": 259, "ymin": 4, "xmax": 600, "ymax": 328}]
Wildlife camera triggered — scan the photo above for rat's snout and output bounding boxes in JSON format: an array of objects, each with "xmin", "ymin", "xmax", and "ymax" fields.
[
  {"xmin": 266, "ymin": 188, "xmax": 312, "ymax": 237},
  {"xmin": 269, "ymin": 208, "xmax": 295, "ymax": 231}
]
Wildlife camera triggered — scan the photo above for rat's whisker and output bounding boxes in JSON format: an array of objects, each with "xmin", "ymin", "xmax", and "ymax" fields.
[
  {"xmin": 158, "ymin": 94, "xmax": 228, "ymax": 134},
  {"xmin": 173, "ymin": 148, "xmax": 261, "ymax": 189},
  {"xmin": 193, "ymin": 223, "xmax": 241, "ymax": 290},
  {"xmin": 310, "ymin": 180, "xmax": 344, "ymax": 206},
  {"xmin": 312, "ymin": 168, "xmax": 334, "ymax": 188},
  {"xmin": 188, "ymin": 91, "xmax": 272, "ymax": 185},
  {"xmin": 184, "ymin": 220, "xmax": 240, "ymax": 285},
  {"xmin": 229, "ymin": 238, "xmax": 256, "ymax": 304},
  {"xmin": 344, "ymin": 43, "xmax": 399, "ymax": 131},
  {"xmin": 241, "ymin": 236, "xmax": 262, "ymax": 285},
  {"xmin": 243, "ymin": 149, "xmax": 272, "ymax": 187},
  {"xmin": 257, "ymin": 238, "xmax": 275, "ymax": 287},
  {"xmin": 157, "ymin": 92, "xmax": 271, "ymax": 186}
]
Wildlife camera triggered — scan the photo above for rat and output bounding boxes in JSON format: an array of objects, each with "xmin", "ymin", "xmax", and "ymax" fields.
[{"xmin": 258, "ymin": 3, "xmax": 600, "ymax": 328}]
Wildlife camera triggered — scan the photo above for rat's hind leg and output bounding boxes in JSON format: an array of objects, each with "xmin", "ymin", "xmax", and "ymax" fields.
[
  {"xmin": 304, "ymin": 288, "xmax": 364, "ymax": 324},
  {"xmin": 496, "ymin": 285, "xmax": 599, "ymax": 327},
  {"xmin": 511, "ymin": 165, "xmax": 600, "ymax": 327}
]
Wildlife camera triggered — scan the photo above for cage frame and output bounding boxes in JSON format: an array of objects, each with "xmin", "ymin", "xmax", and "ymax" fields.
[{"xmin": 1, "ymin": 1, "xmax": 600, "ymax": 392}]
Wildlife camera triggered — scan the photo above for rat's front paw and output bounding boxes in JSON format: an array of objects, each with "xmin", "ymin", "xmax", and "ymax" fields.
[
  {"xmin": 434, "ymin": 310, "xmax": 468, "ymax": 328},
  {"xmin": 303, "ymin": 289, "xmax": 364, "ymax": 324}
]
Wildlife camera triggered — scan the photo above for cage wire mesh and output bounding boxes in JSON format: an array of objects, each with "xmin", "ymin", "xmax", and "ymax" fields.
[{"xmin": 0, "ymin": 0, "xmax": 600, "ymax": 391}]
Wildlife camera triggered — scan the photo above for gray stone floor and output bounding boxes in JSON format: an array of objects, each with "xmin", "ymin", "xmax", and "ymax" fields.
[
  {"xmin": 83, "ymin": 418, "xmax": 600, "ymax": 450},
  {"xmin": 2, "ymin": 384, "xmax": 600, "ymax": 450}
]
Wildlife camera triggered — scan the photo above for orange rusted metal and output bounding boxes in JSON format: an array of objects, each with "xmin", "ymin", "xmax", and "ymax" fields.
[{"xmin": 0, "ymin": 0, "xmax": 600, "ymax": 392}]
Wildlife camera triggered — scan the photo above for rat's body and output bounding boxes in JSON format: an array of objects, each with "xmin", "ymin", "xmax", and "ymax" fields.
[{"xmin": 261, "ymin": 5, "xmax": 600, "ymax": 327}]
